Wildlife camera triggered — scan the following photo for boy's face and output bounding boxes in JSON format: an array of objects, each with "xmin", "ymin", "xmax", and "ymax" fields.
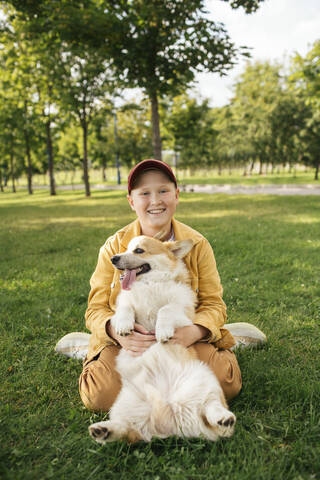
[{"xmin": 127, "ymin": 170, "xmax": 179, "ymax": 234}]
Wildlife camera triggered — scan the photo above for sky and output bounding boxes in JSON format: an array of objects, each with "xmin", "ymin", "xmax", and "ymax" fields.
[{"xmin": 194, "ymin": 0, "xmax": 320, "ymax": 107}]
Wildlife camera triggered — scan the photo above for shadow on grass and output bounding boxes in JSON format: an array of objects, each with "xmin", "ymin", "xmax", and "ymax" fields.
[{"xmin": 1, "ymin": 192, "xmax": 319, "ymax": 480}]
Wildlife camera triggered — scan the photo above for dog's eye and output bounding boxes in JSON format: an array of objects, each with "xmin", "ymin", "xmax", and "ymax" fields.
[{"xmin": 134, "ymin": 248, "xmax": 144, "ymax": 254}]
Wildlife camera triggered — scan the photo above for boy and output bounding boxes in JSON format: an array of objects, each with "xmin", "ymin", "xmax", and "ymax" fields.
[{"xmin": 79, "ymin": 159, "xmax": 242, "ymax": 412}]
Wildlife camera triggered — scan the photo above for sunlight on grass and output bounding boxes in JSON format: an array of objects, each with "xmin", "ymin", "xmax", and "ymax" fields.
[
  {"xmin": 13, "ymin": 216, "xmax": 132, "ymax": 227},
  {"xmin": 178, "ymin": 210, "xmax": 246, "ymax": 219},
  {"xmin": 282, "ymin": 214, "xmax": 320, "ymax": 224},
  {"xmin": 0, "ymin": 278, "xmax": 54, "ymax": 292},
  {"xmin": 1, "ymin": 189, "xmax": 319, "ymax": 480}
]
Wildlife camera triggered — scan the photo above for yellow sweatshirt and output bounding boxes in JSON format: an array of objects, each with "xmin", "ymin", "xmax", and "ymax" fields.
[{"xmin": 84, "ymin": 217, "xmax": 235, "ymax": 364}]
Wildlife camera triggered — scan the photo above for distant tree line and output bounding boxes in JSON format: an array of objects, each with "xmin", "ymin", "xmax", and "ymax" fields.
[{"xmin": 0, "ymin": 1, "xmax": 319, "ymax": 196}]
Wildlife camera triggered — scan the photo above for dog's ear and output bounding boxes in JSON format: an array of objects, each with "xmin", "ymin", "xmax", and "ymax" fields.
[{"xmin": 166, "ymin": 239, "xmax": 193, "ymax": 259}]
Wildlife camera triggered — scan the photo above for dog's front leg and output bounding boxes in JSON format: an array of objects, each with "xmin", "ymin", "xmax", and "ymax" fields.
[
  {"xmin": 111, "ymin": 304, "xmax": 135, "ymax": 336},
  {"xmin": 156, "ymin": 305, "xmax": 192, "ymax": 343}
]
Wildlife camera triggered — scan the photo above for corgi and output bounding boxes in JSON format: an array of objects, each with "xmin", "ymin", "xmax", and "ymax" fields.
[{"xmin": 89, "ymin": 235, "xmax": 236, "ymax": 443}]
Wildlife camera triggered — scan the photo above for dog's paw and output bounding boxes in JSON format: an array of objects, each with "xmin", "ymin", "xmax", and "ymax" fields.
[
  {"xmin": 156, "ymin": 327, "xmax": 174, "ymax": 343},
  {"xmin": 216, "ymin": 411, "xmax": 236, "ymax": 436},
  {"xmin": 204, "ymin": 405, "xmax": 236, "ymax": 438},
  {"xmin": 156, "ymin": 324, "xmax": 174, "ymax": 343},
  {"xmin": 89, "ymin": 421, "xmax": 111, "ymax": 444},
  {"xmin": 111, "ymin": 316, "xmax": 134, "ymax": 337}
]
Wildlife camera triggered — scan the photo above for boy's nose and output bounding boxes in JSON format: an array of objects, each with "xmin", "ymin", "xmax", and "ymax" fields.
[
  {"xmin": 150, "ymin": 192, "xmax": 161, "ymax": 204},
  {"xmin": 111, "ymin": 255, "xmax": 120, "ymax": 265}
]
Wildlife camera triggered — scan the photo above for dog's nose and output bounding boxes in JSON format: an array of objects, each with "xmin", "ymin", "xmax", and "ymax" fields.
[{"xmin": 111, "ymin": 255, "xmax": 120, "ymax": 265}]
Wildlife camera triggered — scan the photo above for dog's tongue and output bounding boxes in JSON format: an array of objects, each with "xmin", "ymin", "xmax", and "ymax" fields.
[{"xmin": 120, "ymin": 269, "xmax": 137, "ymax": 290}]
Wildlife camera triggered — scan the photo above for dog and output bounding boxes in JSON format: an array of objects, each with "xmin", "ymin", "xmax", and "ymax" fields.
[{"xmin": 88, "ymin": 235, "xmax": 236, "ymax": 443}]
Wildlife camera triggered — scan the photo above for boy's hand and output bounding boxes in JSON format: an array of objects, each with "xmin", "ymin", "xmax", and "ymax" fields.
[
  {"xmin": 106, "ymin": 321, "xmax": 156, "ymax": 357},
  {"xmin": 168, "ymin": 324, "xmax": 209, "ymax": 347}
]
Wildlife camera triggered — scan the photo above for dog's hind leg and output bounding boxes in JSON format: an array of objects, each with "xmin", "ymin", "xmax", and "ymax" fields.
[
  {"xmin": 89, "ymin": 420, "xmax": 142, "ymax": 444},
  {"xmin": 201, "ymin": 399, "xmax": 236, "ymax": 440}
]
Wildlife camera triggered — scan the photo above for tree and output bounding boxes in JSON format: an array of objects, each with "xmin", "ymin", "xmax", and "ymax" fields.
[
  {"xmin": 290, "ymin": 40, "xmax": 320, "ymax": 180},
  {"xmin": 163, "ymin": 94, "xmax": 215, "ymax": 170},
  {"xmin": 0, "ymin": 15, "xmax": 42, "ymax": 194},
  {"xmin": 6, "ymin": 0, "xmax": 265, "ymax": 160},
  {"xmin": 55, "ymin": 47, "xmax": 114, "ymax": 196},
  {"xmin": 230, "ymin": 61, "xmax": 285, "ymax": 174}
]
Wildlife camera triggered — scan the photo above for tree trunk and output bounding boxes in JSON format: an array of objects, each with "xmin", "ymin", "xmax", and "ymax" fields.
[
  {"xmin": 150, "ymin": 91, "xmax": 162, "ymax": 160},
  {"xmin": 249, "ymin": 160, "xmax": 255, "ymax": 175},
  {"xmin": 174, "ymin": 152, "xmax": 179, "ymax": 181},
  {"xmin": 102, "ymin": 163, "xmax": 107, "ymax": 182},
  {"xmin": 24, "ymin": 133, "xmax": 33, "ymax": 195},
  {"xmin": 0, "ymin": 169, "xmax": 4, "ymax": 192},
  {"xmin": 315, "ymin": 162, "xmax": 319, "ymax": 180},
  {"xmin": 218, "ymin": 164, "xmax": 222, "ymax": 176},
  {"xmin": 259, "ymin": 160, "xmax": 263, "ymax": 175},
  {"xmin": 242, "ymin": 164, "xmax": 247, "ymax": 176},
  {"xmin": 24, "ymin": 101, "xmax": 33, "ymax": 194},
  {"xmin": 46, "ymin": 120, "xmax": 56, "ymax": 196},
  {"xmin": 82, "ymin": 120, "xmax": 91, "ymax": 197},
  {"xmin": 293, "ymin": 163, "xmax": 297, "ymax": 178},
  {"xmin": 113, "ymin": 112, "xmax": 121, "ymax": 185},
  {"xmin": 10, "ymin": 149, "xmax": 16, "ymax": 193}
]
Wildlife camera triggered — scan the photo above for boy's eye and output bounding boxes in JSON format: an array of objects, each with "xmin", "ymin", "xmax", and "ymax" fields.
[
  {"xmin": 160, "ymin": 189, "xmax": 168, "ymax": 193},
  {"xmin": 134, "ymin": 248, "xmax": 144, "ymax": 254},
  {"xmin": 140, "ymin": 192, "xmax": 149, "ymax": 196}
]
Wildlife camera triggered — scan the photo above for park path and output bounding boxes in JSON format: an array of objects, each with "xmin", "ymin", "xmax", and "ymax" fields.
[
  {"xmin": 50, "ymin": 183, "xmax": 320, "ymax": 195},
  {"xmin": 16, "ymin": 183, "xmax": 320, "ymax": 195},
  {"xmin": 179, "ymin": 183, "xmax": 320, "ymax": 195}
]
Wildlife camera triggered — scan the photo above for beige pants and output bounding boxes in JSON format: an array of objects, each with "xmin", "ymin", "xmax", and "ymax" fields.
[{"xmin": 79, "ymin": 343, "xmax": 242, "ymax": 412}]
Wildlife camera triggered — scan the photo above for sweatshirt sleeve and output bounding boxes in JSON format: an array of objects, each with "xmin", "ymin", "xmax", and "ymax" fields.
[
  {"xmin": 85, "ymin": 239, "xmax": 118, "ymax": 346},
  {"xmin": 193, "ymin": 238, "xmax": 227, "ymax": 343}
]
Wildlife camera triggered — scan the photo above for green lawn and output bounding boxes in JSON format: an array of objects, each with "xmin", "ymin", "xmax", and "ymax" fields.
[
  {"xmin": 13, "ymin": 166, "xmax": 319, "ymax": 191},
  {"xmin": 0, "ymin": 190, "xmax": 319, "ymax": 480}
]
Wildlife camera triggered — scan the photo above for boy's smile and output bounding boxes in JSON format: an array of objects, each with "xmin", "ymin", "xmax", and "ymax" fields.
[{"xmin": 127, "ymin": 170, "xmax": 179, "ymax": 239}]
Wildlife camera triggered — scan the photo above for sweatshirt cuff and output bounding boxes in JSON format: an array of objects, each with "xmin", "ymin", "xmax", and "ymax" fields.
[
  {"xmin": 193, "ymin": 314, "xmax": 222, "ymax": 343},
  {"xmin": 104, "ymin": 318, "xmax": 119, "ymax": 346}
]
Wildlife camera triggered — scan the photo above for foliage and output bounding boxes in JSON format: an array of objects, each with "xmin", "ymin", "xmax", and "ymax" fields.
[
  {"xmin": 4, "ymin": 0, "xmax": 265, "ymax": 159},
  {"xmin": 163, "ymin": 94, "xmax": 216, "ymax": 168},
  {"xmin": 0, "ymin": 1, "xmax": 319, "ymax": 187},
  {"xmin": 290, "ymin": 41, "xmax": 320, "ymax": 179}
]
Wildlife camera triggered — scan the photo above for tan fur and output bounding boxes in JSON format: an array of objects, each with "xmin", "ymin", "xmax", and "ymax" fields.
[
  {"xmin": 153, "ymin": 230, "xmax": 168, "ymax": 241},
  {"xmin": 165, "ymin": 343, "xmax": 198, "ymax": 364},
  {"xmin": 137, "ymin": 236, "xmax": 175, "ymax": 256},
  {"xmin": 184, "ymin": 305, "xmax": 196, "ymax": 322},
  {"xmin": 173, "ymin": 272, "xmax": 188, "ymax": 283},
  {"xmin": 126, "ymin": 430, "xmax": 143, "ymax": 443},
  {"xmin": 89, "ymin": 235, "xmax": 236, "ymax": 443},
  {"xmin": 220, "ymin": 391, "xmax": 228, "ymax": 409}
]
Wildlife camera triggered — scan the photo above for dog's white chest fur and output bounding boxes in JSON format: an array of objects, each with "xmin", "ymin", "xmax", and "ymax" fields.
[
  {"xmin": 118, "ymin": 279, "xmax": 195, "ymax": 335},
  {"xmin": 88, "ymin": 235, "xmax": 236, "ymax": 443}
]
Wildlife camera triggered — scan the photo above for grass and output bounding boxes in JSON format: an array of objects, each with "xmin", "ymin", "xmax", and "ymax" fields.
[
  {"xmin": 0, "ymin": 189, "xmax": 319, "ymax": 480},
  {"xmin": 12, "ymin": 166, "xmax": 319, "ymax": 191}
]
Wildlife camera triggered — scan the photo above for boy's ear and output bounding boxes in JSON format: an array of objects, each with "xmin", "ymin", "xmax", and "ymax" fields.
[
  {"xmin": 127, "ymin": 194, "xmax": 135, "ymax": 211},
  {"xmin": 165, "ymin": 239, "xmax": 194, "ymax": 259}
]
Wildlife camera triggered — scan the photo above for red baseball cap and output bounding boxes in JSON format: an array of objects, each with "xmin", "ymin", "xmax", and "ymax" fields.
[{"xmin": 127, "ymin": 159, "xmax": 177, "ymax": 194}]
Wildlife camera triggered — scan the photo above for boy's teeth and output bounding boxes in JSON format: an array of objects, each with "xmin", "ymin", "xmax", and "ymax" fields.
[{"xmin": 149, "ymin": 209, "xmax": 164, "ymax": 213}]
